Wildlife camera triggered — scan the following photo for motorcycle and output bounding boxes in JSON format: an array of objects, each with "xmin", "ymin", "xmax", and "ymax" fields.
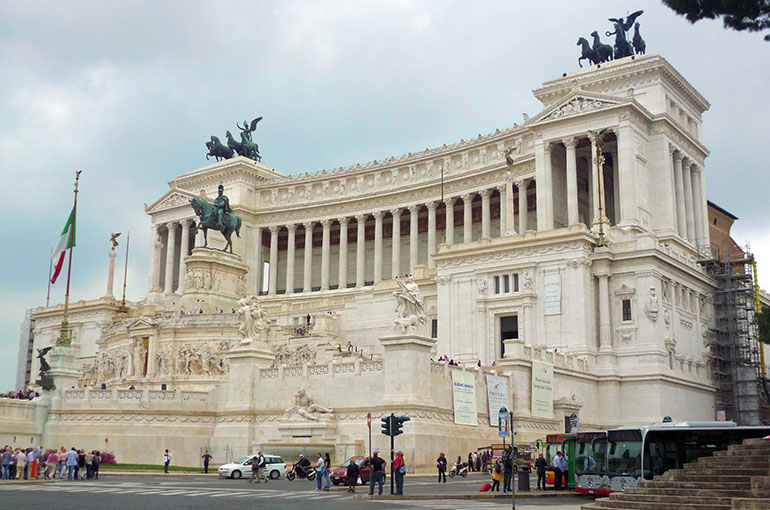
[
  {"xmin": 448, "ymin": 463, "xmax": 468, "ymax": 478},
  {"xmin": 285, "ymin": 464, "xmax": 316, "ymax": 481}
]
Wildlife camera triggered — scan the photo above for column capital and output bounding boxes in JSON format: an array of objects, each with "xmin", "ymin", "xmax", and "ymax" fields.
[
  {"xmin": 515, "ymin": 178, "xmax": 531, "ymax": 189},
  {"xmin": 461, "ymin": 193, "xmax": 474, "ymax": 203},
  {"xmin": 320, "ymin": 219, "xmax": 332, "ymax": 228},
  {"xmin": 672, "ymin": 150, "xmax": 684, "ymax": 162},
  {"xmin": 479, "ymin": 188, "xmax": 491, "ymax": 199},
  {"xmin": 426, "ymin": 201, "xmax": 438, "ymax": 211},
  {"xmin": 543, "ymin": 142, "xmax": 552, "ymax": 154},
  {"xmin": 180, "ymin": 218, "xmax": 193, "ymax": 228},
  {"xmin": 269, "ymin": 225, "xmax": 280, "ymax": 234},
  {"xmin": 408, "ymin": 204, "xmax": 420, "ymax": 215},
  {"xmin": 303, "ymin": 221, "xmax": 315, "ymax": 230},
  {"xmin": 496, "ymin": 184, "xmax": 506, "ymax": 194},
  {"xmin": 669, "ymin": 143, "xmax": 677, "ymax": 155},
  {"xmin": 338, "ymin": 216, "xmax": 349, "ymax": 226},
  {"xmin": 390, "ymin": 207, "xmax": 402, "ymax": 217},
  {"xmin": 166, "ymin": 221, "xmax": 178, "ymax": 229},
  {"xmin": 150, "ymin": 223, "xmax": 159, "ymax": 232},
  {"xmin": 286, "ymin": 223, "xmax": 297, "ymax": 233},
  {"xmin": 562, "ymin": 137, "xmax": 577, "ymax": 149},
  {"xmin": 444, "ymin": 197, "xmax": 456, "ymax": 207},
  {"xmin": 691, "ymin": 164, "xmax": 702, "ymax": 176},
  {"xmin": 355, "ymin": 213, "xmax": 368, "ymax": 223},
  {"xmin": 372, "ymin": 211, "xmax": 384, "ymax": 220}
]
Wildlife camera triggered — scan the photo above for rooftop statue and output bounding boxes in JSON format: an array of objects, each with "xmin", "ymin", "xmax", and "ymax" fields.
[
  {"xmin": 576, "ymin": 10, "xmax": 645, "ymax": 68},
  {"xmin": 607, "ymin": 10, "xmax": 644, "ymax": 59},
  {"xmin": 205, "ymin": 117, "xmax": 262, "ymax": 163},
  {"xmin": 35, "ymin": 346, "xmax": 56, "ymax": 391},
  {"xmin": 189, "ymin": 185, "xmax": 242, "ymax": 253}
]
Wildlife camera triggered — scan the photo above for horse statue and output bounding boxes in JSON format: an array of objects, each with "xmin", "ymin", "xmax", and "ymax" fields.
[
  {"xmin": 577, "ymin": 37, "xmax": 598, "ymax": 68},
  {"xmin": 606, "ymin": 20, "xmax": 633, "ymax": 59},
  {"xmin": 632, "ymin": 22, "xmax": 646, "ymax": 55},
  {"xmin": 239, "ymin": 130, "xmax": 261, "ymax": 162},
  {"xmin": 189, "ymin": 197, "xmax": 242, "ymax": 253},
  {"xmin": 205, "ymin": 136, "xmax": 234, "ymax": 161},
  {"xmin": 590, "ymin": 31, "xmax": 613, "ymax": 63},
  {"xmin": 225, "ymin": 130, "xmax": 244, "ymax": 157}
]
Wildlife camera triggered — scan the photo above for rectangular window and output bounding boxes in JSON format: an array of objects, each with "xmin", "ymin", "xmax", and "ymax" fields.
[
  {"xmin": 494, "ymin": 276, "xmax": 500, "ymax": 294},
  {"xmin": 500, "ymin": 315, "xmax": 519, "ymax": 358},
  {"xmin": 622, "ymin": 299, "xmax": 632, "ymax": 321},
  {"xmin": 513, "ymin": 273, "xmax": 519, "ymax": 292},
  {"xmin": 503, "ymin": 274, "xmax": 510, "ymax": 293},
  {"xmin": 431, "ymin": 319, "xmax": 438, "ymax": 338}
]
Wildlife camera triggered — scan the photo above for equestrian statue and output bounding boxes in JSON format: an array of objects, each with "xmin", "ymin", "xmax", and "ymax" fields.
[
  {"xmin": 204, "ymin": 116, "xmax": 262, "ymax": 163},
  {"xmin": 189, "ymin": 184, "xmax": 242, "ymax": 253},
  {"xmin": 576, "ymin": 10, "xmax": 646, "ymax": 68}
]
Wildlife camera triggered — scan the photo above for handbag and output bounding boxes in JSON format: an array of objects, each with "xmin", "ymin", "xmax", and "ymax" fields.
[{"xmin": 399, "ymin": 466, "xmax": 406, "ymax": 474}]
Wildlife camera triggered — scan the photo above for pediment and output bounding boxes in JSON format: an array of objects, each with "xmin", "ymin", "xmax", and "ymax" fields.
[
  {"xmin": 145, "ymin": 189, "xmax": 196, "ymax": 213},
  {"xmin": 528, "ymin": 91, "xmax": 628, "ymax": 125}
]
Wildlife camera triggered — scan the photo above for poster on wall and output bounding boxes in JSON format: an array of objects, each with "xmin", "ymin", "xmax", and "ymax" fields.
[
  {"xmin": 486, "ymin": 374, "xmax": 509, "ymax": 426},
  {"xmin": 543, "ymin": 272, "xmax": 561, "ymax": 315},
  {"xmin": 452, "ymin": 369, "xmax": 478, "ymax": 426},
  {"xmin": 531, "ymin": 360, "xmax": 554, "ymax": 419}
]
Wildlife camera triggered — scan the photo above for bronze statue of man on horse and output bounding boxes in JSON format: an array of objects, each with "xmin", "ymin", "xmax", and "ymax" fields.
[{"xmin": 189, "ymin": 185, "xmax": 243, "ymax": 253}]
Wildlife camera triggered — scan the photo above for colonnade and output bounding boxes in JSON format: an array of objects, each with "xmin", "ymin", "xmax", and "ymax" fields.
[{"xmin": 670, "ymin": 147, "xmax": 707, "ymax": 246}]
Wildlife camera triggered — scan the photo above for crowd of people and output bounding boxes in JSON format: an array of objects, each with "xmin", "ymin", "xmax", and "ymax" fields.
[
  {"xmin": 0, "ymin": 389, "xmax": 39, "ymax": 400},
  {"xmin": 1, "ymin": 446, "xmax": 104, "ymax": 481}
]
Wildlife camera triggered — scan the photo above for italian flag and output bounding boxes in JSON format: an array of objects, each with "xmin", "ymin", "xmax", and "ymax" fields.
[{"xmin": 50, "ymin": 207, "xmax": 76, "ymax": 284}]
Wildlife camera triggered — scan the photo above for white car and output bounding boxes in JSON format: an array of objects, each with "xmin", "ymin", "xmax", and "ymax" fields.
[{"xmin": 218, "ymin": 455, "xmax": 287, "ymax": 480}]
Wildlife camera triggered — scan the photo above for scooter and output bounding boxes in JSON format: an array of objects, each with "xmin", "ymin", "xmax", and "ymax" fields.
[
  {"xmin": 285, "ymin": 464, "xmax": 316, "ymax": 481},
  {"xmin": 448, "ymin": 463, "xmax": 468, "ymax": 478}
]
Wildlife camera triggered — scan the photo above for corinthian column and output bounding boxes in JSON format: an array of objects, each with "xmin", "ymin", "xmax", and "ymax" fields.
[
  {"xmin": 480, "ymin": 189, "xmax": 491, "ymax": 238},
  {"xmin": 177, "ymin": 219, "xmax": 191, "ymax": 294},
  {"xmin": 409, "ymin": 205, "xmax": 419, "ymax": 272},
  {"xmin": 682, "ymin": 159, "xmax": 695, "ymax": 242},
  {"xmin": 497, "ymin": 185, "xmax": 507, "ymax": 236},
  {"xmin": 564, "ymin": 137, "xmax": 579, "ymax": 226},
  {"xmin": 164, "ymin": 221, "xmax": 177, "ymax": 294},
  {"xmin": 355, "ymin": 214, "xmax": 366, "ymax": 287},
  {"xmin": 321, "ymin": 220, "xmax": 331, "ymax": 290},
  {"xmin": 303, "ymin": 222, "xmax": 314, "ymax": 292},
  {"xmin": 373, "ymin": 212, "xmax": 383, "ymax": 283},
  {"xmin": 338, "ymin": 218, "xmax": 349, "ymax": 289},
  {"xmin": 673, "ymin": 151, "xmax": 686, "ymax": 237},
  {"xmin": 517, "ymin": 180, "xmax": 529, "ymax": 233},
  {"xmin": 285, "ymin": 224, "xmax": 296, "ymax": 294},
  {"xmin": 445, "ymin": 198, "xmax": 455, "ymax": 244},
  {"xmin": 462, "ymin": 193, "xmax": 473, "ymax": 242},
  {"xmin": 268, "ymin": 226, "xmax": 279, "ymax": 295},
  {"xmin": 427, "ymin": 202, "xmax": 437, "ymax": 267},
  {"xmin": 391, "ymin": 209, "xmax": 401, "ymax": 279},
  {"xmin": 147, "ymin": 224, "xmax": 161, "ymax": 293}
]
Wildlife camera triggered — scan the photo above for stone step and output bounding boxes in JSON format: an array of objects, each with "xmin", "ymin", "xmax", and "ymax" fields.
[
  {"xmin": 588, "ymin": 498, "xmax": 730, "ymax": 510},
  {"xmin": 732, "ymin": 497, "xmax": 770, "ymax": 510},
  {"xmin": 640, "ymin": 480, "xmax": 752, "ymax": 490},
  {"xmin": 741, "ymin": 438, "xmax": 770, "ymax": 446},
  {"xmin": 609, "ymin": 493, "xmax": 734, "ymax": 506},
  {"xmin": 667, "ymin": 473, "xmax": 755, "ymax": 482},
  {"xmin": 625, "ymin": 487, "xmax": 754, "ymax": 498},
  {"xmin": 672, "ymin": 468, "xmax": 767, "ymax": 477},
  {"xmin": 696, "ymin": 457, "xmax": 768, "ymax": 466}
]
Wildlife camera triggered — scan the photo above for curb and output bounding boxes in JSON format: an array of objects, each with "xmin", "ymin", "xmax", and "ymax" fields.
[{"xmin": 355, "ymin": 492, "xmax": 582, "ymax": 500}]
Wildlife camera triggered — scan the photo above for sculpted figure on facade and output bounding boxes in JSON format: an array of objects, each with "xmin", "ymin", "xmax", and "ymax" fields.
[
  {"xmin": 204, "ymin": 271, "xmax": 212, "ymax": 290},
  {"xmin": 393, "ymin": 275, "xmax": 426, "ymax": 334},
  {"xmin": 272, "ymin": 344, "xmax": 317, "ymax": 367},
  {"xmin": 644, "ymin": 287, "xmax": 659, "ymax": 322},
  {"xmin": 284, "ymin": 389, "xmax": 333, "ymax": 421},
  {"xmin": 185, "ymin": 268, "xmax": 194, "ymax": 290},
  {"xmin": 133, "ymin": 340, "xmax": 147, "ymax": 377},
  {"xmin": 237, "ymin": 295, "xmax": 269, "ymax": 345},
  {"xmin": 522, "ymin": 271, "xmax": 533, "ymax": 290},
  {"xmin": 194, "ymin": 271, "xmax": 203, "ymax": 289}
]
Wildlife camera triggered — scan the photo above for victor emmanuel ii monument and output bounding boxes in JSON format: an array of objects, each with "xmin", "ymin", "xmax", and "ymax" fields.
[{"xmin": 11, "ymin": 35, "xmax": 737, "ymax": 470}]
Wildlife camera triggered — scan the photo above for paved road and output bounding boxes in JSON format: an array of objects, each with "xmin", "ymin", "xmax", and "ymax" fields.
[{"xmin": 0, "ymin": 474, "xmax": 593, "ymax": 509}]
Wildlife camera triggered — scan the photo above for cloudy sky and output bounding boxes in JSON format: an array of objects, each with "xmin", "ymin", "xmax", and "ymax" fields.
[{"xmin": 1, "ymin": 1, "xmax": 768, "ymax": 390}]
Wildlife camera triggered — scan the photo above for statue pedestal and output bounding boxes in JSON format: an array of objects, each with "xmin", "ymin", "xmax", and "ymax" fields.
[
  {"xmin": 46, "ymin": 346, "xmax": 81, "ymax": 410},
  {"xmin": 221, "ymin": 344, "xmax": 275, "ymax": 407},
  {"xmin": 181, "ymin": 248, "xmax": 249, "ymax": 311},
  {"xmin": 379, "ymin": 334, "xmax": 437, "ymax": 407}
]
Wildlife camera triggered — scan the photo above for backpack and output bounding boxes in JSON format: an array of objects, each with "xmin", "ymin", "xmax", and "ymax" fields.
[{"xmin": 494, "ymin": 464, "xmax": 502, "ymax": 473}]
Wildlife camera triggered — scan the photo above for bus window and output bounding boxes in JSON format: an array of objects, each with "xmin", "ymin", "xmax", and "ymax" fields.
[
  {"xmin": 607, "ymin": 431, "xmax": 642, "ymax": 477},
  {"xmin": 576, "ymin": 439, "xmax": 604, "ymax": 475}
]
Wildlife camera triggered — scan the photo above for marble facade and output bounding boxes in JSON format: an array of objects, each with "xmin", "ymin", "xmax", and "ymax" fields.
[{"xmin": 15, "ymin": 55, "xmax": 738, "ymax": 470}]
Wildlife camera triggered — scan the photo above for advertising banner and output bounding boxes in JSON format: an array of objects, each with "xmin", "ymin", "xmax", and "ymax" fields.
[
  {"xmin": 486, "ymin": 374, "xmax": 509, "ymax": 426},
  {"xmin": 531, "ymin": 360, "xmax": 554, "ymax": 419},
  {"xmin": 452, "ymin": 369, "xmax": 478, "ymax": 426}
]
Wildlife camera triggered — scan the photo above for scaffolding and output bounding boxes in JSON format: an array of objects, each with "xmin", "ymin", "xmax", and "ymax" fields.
[{"xmin": 699, "ymin": 243, "xmax": 766, "ymax": 425}]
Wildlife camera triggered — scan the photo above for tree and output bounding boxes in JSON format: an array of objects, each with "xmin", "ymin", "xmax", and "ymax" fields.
[
  {"xmin": 662, "ymin": 0, "xmax": 770, "ymax": 41},
  {"xmin": 758, "ymin": 307, "xmax": 770, "ymax": 345}
]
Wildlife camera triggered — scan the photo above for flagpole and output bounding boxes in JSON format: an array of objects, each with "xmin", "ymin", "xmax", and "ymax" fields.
[
  {"xmin": 46, "ymin": 254, "xmax": 53, "ymax": 307},
  {"xmin": 57, "ymin": 171, "xmax": 82, "ymax": 347},
  {"xmin": 119, "ymin": 231, "xmax": 130, "ymax": 312}
]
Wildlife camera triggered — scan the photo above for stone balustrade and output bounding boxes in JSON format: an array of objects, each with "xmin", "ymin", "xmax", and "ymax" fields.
[
  {"xmin": 258, "ymin": 359, "xmax": 381, "ymax": 380},
  {"xmin": 63, "ymin": 387, "xmax": 209, "ymax": 404}
]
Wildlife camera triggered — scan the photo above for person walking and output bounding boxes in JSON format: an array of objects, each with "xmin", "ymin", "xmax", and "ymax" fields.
[
  {"xmin": 249, "ymin": 455, "xmax": 259, "ymax": 483},
  {"xmin": 491, "ymin": 459, "xmax": 503, "ymax": 491},
  {"xmin": 314, "ymin": 453, "xmax": 324, "ymax": 491},
  {"xmin": 553, "ymin": 450, "xmax": 564, "ymax": 490},
  {"xmin": 393, "ymin": 451, "xmax": 405, "ymax": 495},
  {"xmin": 345, "ymin": 457, "xmax": 360, "ymax": 493},
  {"xmin": 85, "ymin": 451, "xmax": 94, "ymax": 479},
  {"xmin": 92, "ymin": 451, "xmax": 101, "ymax": 480},
  {"xmin": 163, "ymin": 449, "xmax": 172, "ymax": 474},
  {"xmin": 481, "ymin": 451, "xmax": 489, "ymax": 473},
  {"xmin": 436, "ymin": 453, "xmax": 447, "ymax": 483},
  {"xmin": 502, "ymin": 448, "xmax": 513, "ymax": 492},
  {"xmin": 16, "ymin": 448, "xmax": 26, "ymax": 480},
  {"xmin": 368, "ymin": 452, "xmax": 386, "ymax": 496},
  {"xmin": 323, "ymin": 453, "xmax": 331, "ymax": 489},
  {"xmin": 78, "ymin": 450, "xmax": 86, "ymax": 480},
  {"xmin": 45, "ymin": 450, "xmax": 58, "ymax": 480},
  {"xmin": 58, "ymin": 447, "xmax": 67, "ymax": 479},
  {"xmin": 467, "ymin": 452, "xmax": 474, "ymax": 472},
  {"xmin": 255, "ymin": 451, "xmax": 267, "ymax": 483},
  {"xmin": 201, "ymin": 450, "xmax": 213, "ymax": 474},
  {"xmin": 557, "ymin": 450, "xmax": 569, "ymax": 490},
  {"xmin": 535, "ymin": 453, "xmax": 548, "ymax": 490},
  {"xmin": 65, "ymin": 448, "xmax": 78, "ymax": 480},
  {"xmin": 1, "ymin": 447, "xmax": 11, "ymax": 480}
]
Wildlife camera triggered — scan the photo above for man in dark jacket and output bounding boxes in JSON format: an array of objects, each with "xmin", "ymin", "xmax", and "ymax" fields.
[
  {"xmin": 436, "ymin": 453, "xmax": 448, "ymax": 483},
  {"xmin": 346, "ymin": 460, "xmax": 360, "ymax": 493},
  {"xmin": 502, "ymin": 448, "xmax": 513, "ymax": 492},
  {"xmin": 535, "ymin": 453, "xmax": 548, "ymax": 490},
  {"xmin": 368, "ymin": 452, "xmax": 386, "ymax": 495}
]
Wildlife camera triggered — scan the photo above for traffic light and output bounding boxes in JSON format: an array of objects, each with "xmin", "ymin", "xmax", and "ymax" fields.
[
  {"xmin": 392, "ymin": 415, "xmax": 411, "ymax": 436},
  {"xmin": 381, "ymin": 415, "xmax": 392, "ymax": 436}
]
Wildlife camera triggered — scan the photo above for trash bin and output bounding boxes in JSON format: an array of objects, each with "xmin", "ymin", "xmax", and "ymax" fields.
[{"xmin": 518, "ymin": 466, "xmax": 531, "ymax": 491}]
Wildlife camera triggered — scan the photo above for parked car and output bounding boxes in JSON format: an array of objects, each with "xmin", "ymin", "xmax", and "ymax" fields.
[
  {"xmin": 330, "ymin": 456, "xmax": 386, "ymax": 486},
  {"xmin": 218, "ymin": 455, "xmax": 287, "ymax": 480}
]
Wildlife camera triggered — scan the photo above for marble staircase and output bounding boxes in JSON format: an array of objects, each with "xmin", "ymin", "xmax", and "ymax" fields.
[{"xmin": 581, "ymin": 437, "xmax": 770, "ymax": 510}]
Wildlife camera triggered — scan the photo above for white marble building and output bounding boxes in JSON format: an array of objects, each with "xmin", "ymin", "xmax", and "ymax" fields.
[{"xmin": 15, "ymin": 54, "xmax": 736, "ymax": 469}]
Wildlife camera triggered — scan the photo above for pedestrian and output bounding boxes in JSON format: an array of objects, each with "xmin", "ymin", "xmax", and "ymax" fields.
[
  {"xmin": 92, "ymin": 451, "xmax": 101, "ymax": 480},
  {"xmin": 467, "ymin": 452, "xmax": 474, "ymax": 472},
  {"xmin": 249, "ymin": 455, "xmax": 259, "ymax": 483},
  {"xmin": 1, "ymin": 446, "xmax": 11, "ymax": 480},
  {"xmin": 314, "ymin": 453, "xmax": 324, "ymax": 491},
  {"xmin": 58, "ymin": 447, "xmax": 66, "ymax": 479},
  {"xmin": 368, "ymin": 451, "xmax": 386, "ymax": 496},
  {"xmin": 553, "ymin": 450, "xmax": 564, "ymax": 490},
  {"xmin": 502, "ymin": 448, "xmax": 513, "ymax": 492},
  {"xmin": 16, "ymin": 448, "xmax": 26, "ymax": 480},
  {"xmin": 255, "ymin": 451, "xmax": 267, "ymax": 483},
  {"xmin": 323, "ymin": 453, "xmax": 331, "ymax": 489},
  {"xmin": 556, "ymin": 450, "xmax": 569, "ymax": 490},
  {"xmin": 85, "ymin": 450, "xmax": 94, "ymax": 479},
  {"xmin": 66, "ymin": 447, "xmax": 78, "ymax": 480},
  {"xmin": 535, "ymin": 453, "xmax": 548, "ymax": 490},
  {"xmin": 436, "ymin": 452, "xmax": 447, "ymax": 483},
  {"xmin": 491, "ymin": 459, "xmax": 503, "ymax": 491},
  {"xmin": 78, "ymin": 450, "xmax": 86, "ymax": 480},
  {"xmin": 345, "ymin": 457, "xmax": 360, "ymax": 493},
  {"xmin": 27, "ymin": 449, "xmax": 37, "ymax": 479},
  {"xmin": 393, "ymin": 450, "xmax": 405, "ymax": 495},
  {"xmin": 473, "ymin": 451, "xmax": 480, "ymax": 472},
  {"xmin": 201, "ymin": 450, "xmax": 213, "ymax": 474},
  {"xmin": 481, "ymin": 451, "xmax": 488, "ymax": 473},
  {"xmin": 8, "ymin": 449, "xmax": 17, "ymax": 480},
  {"xmin": 163, "ymin": 449, "xmax": 172, "ymax": 473},
  {"xmin": 45, "ymin": 450, "xmax": 58, "ymax": 480}
]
